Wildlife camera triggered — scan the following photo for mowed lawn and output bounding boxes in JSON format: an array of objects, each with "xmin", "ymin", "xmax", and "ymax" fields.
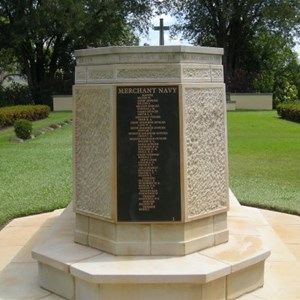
[
  {"xmin": 227, "ymin": 110, "xmax": 300, "ymax": 215},
  {"xmin": 0, "ymin": 112, "xmax": 72, "ymax": 227},
  {"xmin": 0, "ymin": 110, "xmax": 299, "ymax": 227}
]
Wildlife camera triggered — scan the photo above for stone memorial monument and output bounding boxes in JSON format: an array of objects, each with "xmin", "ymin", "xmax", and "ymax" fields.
[
  {"xmin": 33, "ymin": 46, "xmax": 270, "ymax": 299},
  {"xmin": 73, "ymin": 46, "xmax": 229, "ymax": 256}
]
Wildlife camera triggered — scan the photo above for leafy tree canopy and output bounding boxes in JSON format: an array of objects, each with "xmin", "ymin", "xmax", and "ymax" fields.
[
  {"xmin": 160, "ymin": 0, "xmax": 300, "ymax": 99},
  {"xmin": 0, "ymin": 0, "xmax": 158, "ymax": 105}
]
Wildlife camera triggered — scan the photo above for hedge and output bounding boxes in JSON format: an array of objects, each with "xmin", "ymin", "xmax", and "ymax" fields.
[
  {"xmin": 277, "ymin": 103, "xmax": 300, "ymax": 123},
  {"xmin": 0, "ymin": 105, "xmax": 50, "ymax": 128}
]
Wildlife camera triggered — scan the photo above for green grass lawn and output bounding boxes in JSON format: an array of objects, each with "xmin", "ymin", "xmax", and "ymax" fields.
[
  {"xmin": 0, "ymin": 110, "xmax": 299, "ymax": 228},
  {"xmin": 227, "ymin": 110, "xmax": 300, "ymax": 215},
  {"xmin": 0, "ymin": 112, "xmax": 72, "ymax": 227}
]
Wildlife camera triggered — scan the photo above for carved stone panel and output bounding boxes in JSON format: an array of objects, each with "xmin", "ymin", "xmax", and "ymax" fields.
[
  {"xmin": 184, "ymin": 86, "xmax": 228, "ymax": 218},
  {"xmin": 117, "ymin": 65, "xmax": 180, "ymax": 82},
  {"xmin": 74, "ymin": 86, "xmax": 113, "ymax": 219}
]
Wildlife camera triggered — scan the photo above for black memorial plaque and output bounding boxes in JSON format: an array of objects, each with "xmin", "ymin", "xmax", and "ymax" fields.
[{"xmin": 117, "ymin": 85, "xmax": 181, "ymax": 222}]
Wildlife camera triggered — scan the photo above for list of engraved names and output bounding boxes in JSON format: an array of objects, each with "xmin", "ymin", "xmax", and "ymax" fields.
[
  {"xmin": 117, "ymin": 86, "xmax": 181, "ymax": 222},
  {"xmin": 127, "ymin": 88, "xmax": 171, "ymax": 212}
]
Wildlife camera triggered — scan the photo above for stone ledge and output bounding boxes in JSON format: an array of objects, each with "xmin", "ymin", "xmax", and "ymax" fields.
[
  {"xmin": 32, "ymin": 195, "xmax": 270, "ymax": 299},
  {"xmin": 75, "ymin": 45, "xmax": 224, "ymax": 59},
  {"xmin": 70, "ymin": 252, "xmax": 231, "ymax": 285},
  {"xmin": 74, "ymin": 212, "xmax": 229, "ymax": 256}
]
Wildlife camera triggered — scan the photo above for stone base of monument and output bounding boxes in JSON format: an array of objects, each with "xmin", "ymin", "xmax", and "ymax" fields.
[
  {"xmin": 32, "ymin": 192, "xmax": 270, "ymax": 300},
  {"xmin": 74, "ymin": 211, "xmax": 229, "ymax": 256}
]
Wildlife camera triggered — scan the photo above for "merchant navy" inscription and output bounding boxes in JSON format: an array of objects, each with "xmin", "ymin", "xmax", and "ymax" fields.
[{"xmin": 117, "ymin": 85, "xmax": 181, "ymax": 222}]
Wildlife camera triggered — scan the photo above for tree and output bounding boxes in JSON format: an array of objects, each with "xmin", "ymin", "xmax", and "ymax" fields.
[
  {"xmin": 161, "ymin": 0, "xmax": 300, "ymax": 90},
  {"xmin": 0, "ymin": 0, "xmax": 156, "ymax": 106},
  {"xmin": 0, "ymin": 48, "xmax": 22, "ymax": 85},
  {"xmin": 250, "ymin": 31, "xmax": 300, "ymax": 103}
]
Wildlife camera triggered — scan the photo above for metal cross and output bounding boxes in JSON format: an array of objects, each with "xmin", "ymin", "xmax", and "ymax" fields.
[{"xmin": 154, "ymin": 18, "xmax": 170, "ymax": 46}]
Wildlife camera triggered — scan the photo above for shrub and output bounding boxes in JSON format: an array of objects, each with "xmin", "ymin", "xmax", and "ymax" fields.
[
  {"xmin": 277, "ymin": 103, "xmax": 300, "ymax": 123},
  {"xmin": 14, "ymin": 119, "xmax": 33, "ymax": 140},
  {"xmin": 0, "ymin": 113, "xmax": 6, "ymax": 128},
  {"xmin": 0, "ymin": 105, "xmax": 50, "ymax": 128}
]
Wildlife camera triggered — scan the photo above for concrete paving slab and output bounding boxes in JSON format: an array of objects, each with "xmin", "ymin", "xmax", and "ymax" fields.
[{"xmin": 0, "ymin": 201, "xmax": 299, "ymax": 300}]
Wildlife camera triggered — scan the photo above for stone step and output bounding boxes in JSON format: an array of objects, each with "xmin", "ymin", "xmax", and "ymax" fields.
[{"xmin": 32, "ymin": 193, "xmax": 271, "ymax": 300}]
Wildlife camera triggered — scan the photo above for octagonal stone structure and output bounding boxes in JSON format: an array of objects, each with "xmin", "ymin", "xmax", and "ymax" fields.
[{"xmin": 73, "ymin": 46, "xmax": 229, "ymax": 256}]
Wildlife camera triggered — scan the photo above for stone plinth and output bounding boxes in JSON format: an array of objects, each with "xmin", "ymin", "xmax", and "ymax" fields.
[
  {"xmin": 32, "ymin": 193, "xmax": 270, "ymax": 300},
  {"xmin": 73, "ymin": 46, "xmax": 229, "ymax": 256}
]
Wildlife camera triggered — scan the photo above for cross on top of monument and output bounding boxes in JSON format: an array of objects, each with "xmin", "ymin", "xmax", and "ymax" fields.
[{"xmin": 154, "ymin": 18, "xmax": 170, "ymax": 46}]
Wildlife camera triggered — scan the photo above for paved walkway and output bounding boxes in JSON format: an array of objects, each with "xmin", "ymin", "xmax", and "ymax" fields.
[{"xmin": 0, "ymin": 198, "xmax": 299, "ymax": 299}]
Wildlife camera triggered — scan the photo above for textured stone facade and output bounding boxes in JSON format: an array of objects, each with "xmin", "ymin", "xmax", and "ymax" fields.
[
  {"xmin": 184, "ymin": 86, "xmax": 228, "ymax": 218},
  {"xmin": 74, "ymin": 85, "xmax": 113, "ymax": 220},
  {"xmin": 75, "ymin": 64, "xmax": 223, "ymax": 84}
]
